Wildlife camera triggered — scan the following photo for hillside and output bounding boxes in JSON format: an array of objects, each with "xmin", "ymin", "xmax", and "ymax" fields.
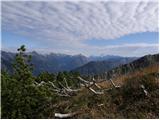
[
  {"xmin": 72, "ymin": 57, "xmax": 137, "ymax": 75},
  {"xmin": 46, "ymin": 59, "xmax": 159, "ymax": 119},
  {"xmin": 102, "ymin": 54, "xmax": 159, "ymax": 80}
]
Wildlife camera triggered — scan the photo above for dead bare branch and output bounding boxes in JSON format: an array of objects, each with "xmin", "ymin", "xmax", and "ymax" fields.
[
  {"xmin": 48, "ymin": 79, "xmax": 81, "ymax": 97},
  {"xmin": 140, "ymin": 84, "xmax": 148, "ymax": 96},
  {"xmin": 94, "ymin": 83, "xmax": 101, "ymax": 89},
  {"xmin": 64, "ymin": 78, "xmax": 70, "ymax": 89},
  {"xmin": 77, "ymin": 76, "xmax": 104, "ymax": 95},
  {"xmin": 77, "ymin": 76, "xmax": 121, "ymax": 95},
  {"xmin": 88, "ymin": 87, "xmax": 104, "ymax": 95},
  {"xmin": 98, "ymin": 104, "xmax": 104, "ymax": 107},
  {"xmin": 55, "ymin": 112, "xmax": 78, "ymax": 118}
]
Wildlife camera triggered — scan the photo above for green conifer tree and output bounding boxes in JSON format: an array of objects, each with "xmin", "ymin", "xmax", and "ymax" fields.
[{"xmin": 2, "ymin": 45, "xmax": 53, "ymax": 118}]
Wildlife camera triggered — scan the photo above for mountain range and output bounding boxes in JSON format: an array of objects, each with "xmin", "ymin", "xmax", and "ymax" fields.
[{"xmin": 1, "ymin": 51, "xmax": 137, "ymax": 75}]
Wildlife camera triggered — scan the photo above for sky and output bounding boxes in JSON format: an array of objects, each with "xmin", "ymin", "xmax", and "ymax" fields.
[{"xmin": 1, "ymin": 0, "xmax": 159, "ymax": 57}]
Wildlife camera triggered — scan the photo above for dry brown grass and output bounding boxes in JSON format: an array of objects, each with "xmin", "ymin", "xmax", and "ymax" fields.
[
  {"xmin": 97, "ymin": 64, "xmax": 159, "ymax": 89},
  {"xmin": 51, "ymin": 64, "xmax": 159, "ymax": 119}
]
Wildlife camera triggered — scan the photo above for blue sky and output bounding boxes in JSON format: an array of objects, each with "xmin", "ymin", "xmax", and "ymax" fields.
[
  {"xmin": 1, "ymin": 1, "xmax": 159, "ymax": 57},
  {"xmin": 85, "ymin": 32, "xmax": 158, "ymax": 47},
  {"xmin": 2, "ymin": 31, "xmax": 158, "ymax": 48},
  {"xmin": 2, "ymin": 31, "xmax": 48, "ymax": 50}
]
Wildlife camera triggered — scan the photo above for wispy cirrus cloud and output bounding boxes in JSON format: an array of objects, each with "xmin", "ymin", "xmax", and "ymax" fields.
[{"xmin": 1, "ymin": 0, "xmax": 159, "ymax": 56}]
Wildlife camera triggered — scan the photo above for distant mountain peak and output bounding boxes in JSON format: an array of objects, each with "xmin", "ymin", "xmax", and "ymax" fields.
[{"xmin": 30, "ymin": 51, "xmax": 39, "ymax": 55}]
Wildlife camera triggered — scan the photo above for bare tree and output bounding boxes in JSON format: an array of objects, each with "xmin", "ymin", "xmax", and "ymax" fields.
[
  {"xmin": 77, "ymin": 76, "xmax": 121, "ymax": 95},
  {"xmin": 48, "ymin": 77, "xmax": 82, "ymax": 97}
]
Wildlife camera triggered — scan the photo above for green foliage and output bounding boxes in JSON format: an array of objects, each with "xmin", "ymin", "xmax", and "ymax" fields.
[
  {"xmin": 36, "ymin": 72, "xmax": 55, "ymax": 83},
  {"xmin": 53, "ymin": 71, "xmax": 80, "ymax": 89},
  {"xmin": 12, "ymin": 45, "xmax": 33, "ymax": 83},
  {"xmin": 1, "ymin": 45, "xmax": 53, "ymax": 118},
  {"xmin": 1, "ymin": 45, "xmax": 82, "ymax": 118}
]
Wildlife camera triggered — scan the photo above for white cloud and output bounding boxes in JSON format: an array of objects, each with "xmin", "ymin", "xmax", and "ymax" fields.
[
  {"xmin": 1, "ymin": 1, "xmax": 159, "ymax": 56},
  {"xmin": 75, "ymin": 43, "xmax": 158, "ymax": 56}
]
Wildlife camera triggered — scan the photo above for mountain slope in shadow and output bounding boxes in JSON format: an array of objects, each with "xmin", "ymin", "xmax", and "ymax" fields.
[
  {"xmin": 72, "ymin": 57, "xmax": 137, "ymax": 75},
  {"xmin": 101, "ymin": 54, "xmax": 159, "ymax": 80}
]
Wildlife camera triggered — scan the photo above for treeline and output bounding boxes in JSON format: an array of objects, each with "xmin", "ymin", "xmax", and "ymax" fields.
[{"xmin": 1, "ymin": 45, "xmax": 80, "ymax": 118}]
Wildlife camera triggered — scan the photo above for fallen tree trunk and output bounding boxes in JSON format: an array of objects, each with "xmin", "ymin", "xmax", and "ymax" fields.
[{"xmin": 55, "ymin": 112, "xmax": 78, "ymax": 118}]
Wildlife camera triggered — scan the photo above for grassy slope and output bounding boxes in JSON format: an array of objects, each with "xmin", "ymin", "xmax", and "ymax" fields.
[{"xmin": 49, "ymin": 64, "xmax": 159, "ymax": 118}]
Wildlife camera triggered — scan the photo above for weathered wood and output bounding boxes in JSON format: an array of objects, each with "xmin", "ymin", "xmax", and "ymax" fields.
[
  {"xmin": 49, "ymin": 79, "xmax": 81, "ymax": 97},
  {"xmin": 49, "ymin": 76, "xmax": 121, "ymax": 97},
  {"xmin": 55, "ymin": 112, "xmax": 77, "ymax": 118},
  {"xmin": 94, "ymin": 83, "xmax": 101, "ymax": 89},
  {"xmin": 140, "ymin": 84, "xmax": 148, "ymax": 96},
  {"xmin": 110, "ymin": 79, "xmax": 116, "ymax": 87},
  {"xmin": 88, "ymin": 87, "xmax": 104, "ymax": 95}
]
